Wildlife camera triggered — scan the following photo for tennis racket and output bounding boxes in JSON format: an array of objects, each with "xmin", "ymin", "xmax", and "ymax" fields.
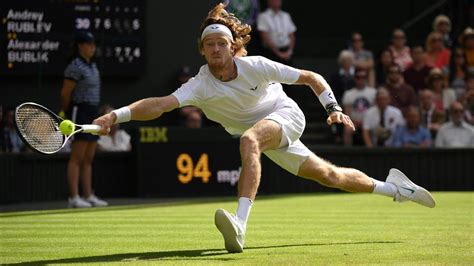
[{"xmin": 14, "ymin": 102, "xmax": 102, "ymax": 154}]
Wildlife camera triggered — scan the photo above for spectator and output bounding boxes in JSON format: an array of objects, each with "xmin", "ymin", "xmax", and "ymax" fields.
[
  {"xmin": 426, "ymin": 68, "xmax": 456, "ymax": 113},
  {"xmin": 432, "ymin": 15, "xmax": 453, "ymax": 48},
  {"xmin": 375, "ymin": 49, "xmax": 394, "ymax": 86},
  {"xmin": 330, "ymin": 50, "xmax": 356, "ymax": 102},
  {"xmin": 349, "ymin": 32, "xmax": 375, "ymax": 87},
  {"xmin": 419, "ymin": 89, "xmax": 446, "ymax": 138},
  {"xmin": 403, "ymin": 45, "xmax": 432, "ymax": 93},
  {"xmin": 362, "ymin": 88, "xmax": 405, "ymax": 147},
  {"xmin": 425, "ymin": 31, "xmax": 451, "ymax": 70},
  {"xmin": 461, "ymin": 74, "xmax": 474, "ymax": 125},
  {"xmin": 448, "ymin": 47, "xmax": 468, "ymax": 97},
  {"xmin": 384, "ymin": 63, "xmax": 417, "ymax": 111},
  {"xmin": 459, "ymin": 27, "xmax": 474, "ymax": 72},
  {"xmin": 391, "ymin": 106, "xmax": 432, "ymax": 148},
  {"xmin": 435, "ymin": 101, "xmax": 474, "ymax": 147},
  {"xmin": 389, "ymin": 29, "xmax": 412, "ymax": 71},
  {"xmin": 342, "ymin": 68, "xmax": 376, "ymax": 146},
  {"xmin": 60, "ymin": 31, "xmax": 107, "ymax": 208},
  {"xmin": 185, "ymin": 110, "xmax": 203, "ymax": 129},
  {"xmin": 257, "ymin": 0, "xmax": 296, "ymax": 65},
  {"xmin": 97, "ymin": 104, "xmax": 132, "ymax": 152},
  {"xmin": 2, "ymin": 107, "xmax": 25, "ymax": 153}
]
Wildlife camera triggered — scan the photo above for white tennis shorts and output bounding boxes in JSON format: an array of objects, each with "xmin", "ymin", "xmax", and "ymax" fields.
[{"xmin": 264, "ymin": 103, "xmax": 312, "ymax": 175}]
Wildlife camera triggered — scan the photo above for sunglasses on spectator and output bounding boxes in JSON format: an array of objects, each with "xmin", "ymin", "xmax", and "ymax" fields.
[
  {"xmin": 388, "ymin": 70, "xmax": 400, "ymax": 74},
  {"xmin": 452, "ymin": 109, "xmax": 464, "ymax": 113},
  {"xmin": 355, "ymin": 75, "xmax": 366, "ymax": 79},
  {"xmin": 393, "ymin": 35, "xmax": 405, "ymax": 39},
  {"xmin": 431, "ymin": 38, "xmax": 443, "ymax": 42},
  {"xmin": 352, "ymin": 38, "xmax": 362, "ymax": 42}
]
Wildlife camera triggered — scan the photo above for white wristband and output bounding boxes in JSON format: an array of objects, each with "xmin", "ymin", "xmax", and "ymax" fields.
[
  {"xmin": 112, "ymin": 106, "xmax": 131, "ymax": 124},
  {"xmin": 318, "ymin": 90, "xmax": 338, "ymax": 108}
]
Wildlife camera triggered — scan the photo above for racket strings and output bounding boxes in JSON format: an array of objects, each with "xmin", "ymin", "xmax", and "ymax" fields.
[{"xmin": 16, "ymin": 106, "xmax": 65, "ymax": 153}]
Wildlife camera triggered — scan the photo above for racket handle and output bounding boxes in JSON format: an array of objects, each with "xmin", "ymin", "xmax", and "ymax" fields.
[{"xmin": 82, "ymin": 124, "xmax": 102, "ymax": 133}]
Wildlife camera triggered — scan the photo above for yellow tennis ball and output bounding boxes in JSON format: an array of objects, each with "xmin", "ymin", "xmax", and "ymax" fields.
[{"xmin": 59, "ymin": 120, "xmax": 75, "ymax": 135}]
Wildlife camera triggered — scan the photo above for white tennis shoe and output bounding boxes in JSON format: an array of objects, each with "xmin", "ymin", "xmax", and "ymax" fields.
[
  {"xmin": 386, "ymin": 168, "xmax": 436, "ymax": 208},
  {"xmin": 85, "ymin": 194, "xmax": 108, "ymax": 207},
  {"xmin": 214, "ymin": 208, "xmax": 245, "ymax": 253},
  {"xmin": 68, "ymin": 196, "xmax": 92, "ymax": 208}
]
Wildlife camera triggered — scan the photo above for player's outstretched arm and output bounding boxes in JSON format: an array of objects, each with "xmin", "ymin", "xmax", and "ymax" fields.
[
  {"xmin": 295, "ymin": 70, "xmax": 355, "ymax": 131},
  {"xmin": 93, "ymin": 95, "xmax": 179, "ymax": 135}
]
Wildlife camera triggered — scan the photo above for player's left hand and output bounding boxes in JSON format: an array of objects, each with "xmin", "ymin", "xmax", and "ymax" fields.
[{"xmin": 327, "ymin": 111, "xmax": 355, "ymax": 131}]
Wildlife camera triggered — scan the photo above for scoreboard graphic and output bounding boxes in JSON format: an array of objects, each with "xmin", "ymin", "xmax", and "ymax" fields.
[{"xmin": 1, "ymin": 0, "xmax": 145, "ymax": 76}]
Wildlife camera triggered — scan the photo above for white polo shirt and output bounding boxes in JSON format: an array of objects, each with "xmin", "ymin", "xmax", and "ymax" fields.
[
  {"xmin": 257, "ymin": 9, "xmax": 297, "ymax": 48},
  {"xmin": 172, "ymin": 56, "xmax": 301, "ymax": 135}
]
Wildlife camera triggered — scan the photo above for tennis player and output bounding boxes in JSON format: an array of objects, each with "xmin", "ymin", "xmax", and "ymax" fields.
[{"xmin": 93, "ymin": 3, "xmax": 435, "ymax": 253}]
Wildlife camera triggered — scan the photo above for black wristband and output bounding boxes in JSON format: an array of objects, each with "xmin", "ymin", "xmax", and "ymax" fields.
[{"xmin": 325, "ymin": 103, "xmax": 343, "ymax": 115}]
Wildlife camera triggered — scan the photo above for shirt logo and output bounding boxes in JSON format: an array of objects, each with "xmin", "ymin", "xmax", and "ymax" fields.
[{"xmin": 250, "ymin": 86, "xmax": 258, "ymax": 91}]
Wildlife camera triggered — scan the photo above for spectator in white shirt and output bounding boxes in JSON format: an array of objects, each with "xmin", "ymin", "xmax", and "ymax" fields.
[
  {"xmin": 362, "ymin": 88, "xmax": 405, "ymax": 147},
  {"xmin": 97, "ymin": 104, "xmax": 131, "ymax": 152},
  {"xmin": 435, "ymin": 101, "xmax": 474, "ymax": 147},
  {"xmin": 257, "ymin": 0, "xmax": 296, "ymax": 65}
]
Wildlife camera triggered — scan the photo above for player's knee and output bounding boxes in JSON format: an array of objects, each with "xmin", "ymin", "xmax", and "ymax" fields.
[{"xmin": 240, "ymin": 134, "xmax": 260, "ymax": 154}]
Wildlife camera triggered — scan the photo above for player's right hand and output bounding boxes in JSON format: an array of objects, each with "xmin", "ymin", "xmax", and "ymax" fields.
[{"xmin": 92, "ymin": 112, "xmax": 116, "ymax": 135}]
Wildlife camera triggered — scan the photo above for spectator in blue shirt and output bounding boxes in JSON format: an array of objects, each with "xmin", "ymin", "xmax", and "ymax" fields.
[{"xmin": 391, "ymin": 106, "xmax": 432, "ymax": 147}]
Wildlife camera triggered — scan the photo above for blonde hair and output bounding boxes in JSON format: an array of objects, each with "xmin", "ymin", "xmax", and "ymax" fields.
[
  {"xmin": 198, "ymin": 3, "xmax": 251, "ymax": 57},
  {"xmin": 433, "ymin": 15, "xmax": 451, "ymax": 31}
]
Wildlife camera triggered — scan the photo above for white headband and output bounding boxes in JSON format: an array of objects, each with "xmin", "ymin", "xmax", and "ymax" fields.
[{"xmin": 201, "ymin": 24, "xmax": 233, "ymax": 41}]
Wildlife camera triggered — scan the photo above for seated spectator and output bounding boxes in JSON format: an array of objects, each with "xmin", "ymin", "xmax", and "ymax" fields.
[
  {"xmin": 432, "ymin": 15, "xmax": 453, "ymax": 48},
  {"xmin": 390, "ymin": 106, "xmax": 432, "ymax": 148},
  {"xmin": 185, "ymin": 110, "xmax": 203, "ymax": 129},
  {"xmin": 458, "ymin": 27, "xmax": 474, "ymax": 71},
  {"xmin": 257, "ymin": 0, "xmax": 296, "ymax": 65},
  {"xmin": 375, "ymin": 49, "xmax": 394, "ymax": 86},
  {"xmin": 384, "ymin": 63, "xmax": 417, "ymax": 111},
  {"xmin": 461, "ymin": 74, "xmax": 474, "ymax": 125},
  {"xmin": 419, "ymin": 89, "xmax": 446, "ymax": 138},
  {"xmin": 97, "ymin": 104, "xmax": 131, "ymax": 152},
  {"xmin": 342, "ymin": 68, "xmax": 376, "ymax": 146},
  {"xmin": 2, "ymin": 107, "xmax": 25, "ymax": 153},
  {"xmin": 403, "ymin": 45, "xmax": 432, "ymax": 93},
  {"xmin": 349, "ymin": 32, "xmax": 375, "ymax": 87},
  {"xmin": 425, "ymin": 31, "xmax": 451, "ymax": 71},
  {"xmin": 426, "ymin": 68, "xmax": 456, "ymax": 113},
  {"xmin": 389, "ymin": 29, "xmax": 412, "ymax": 71},
  {"xmin": 362, "ymin": 88, "xmax": 405, "ymax": 147},
  {"xmin": 448, "ymin": 47, "xmax": 468, "ymax": 97},
  {"xmin": 435, "ymin": 101, "xmax": 474, "ymax": 147},
  {"xmin": 330, "ymin": 50, "xmax": 356, "ymax": 102}
]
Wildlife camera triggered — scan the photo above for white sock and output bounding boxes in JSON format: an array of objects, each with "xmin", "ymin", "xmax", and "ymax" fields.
[
  {"xmin": 236, "ymin": 197, "xmax": 253, "ymax": 227},
  {"xmin": 371, "ymin": 178, "xmax": 397, "ymax": 197}
]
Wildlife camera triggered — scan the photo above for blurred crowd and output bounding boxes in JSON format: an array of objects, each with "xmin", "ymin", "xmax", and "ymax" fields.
[{"xmin": 330, "ymin": 16, "xmax": 474, "ymax": 148}]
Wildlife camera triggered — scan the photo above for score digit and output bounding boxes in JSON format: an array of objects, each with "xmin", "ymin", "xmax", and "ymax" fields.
[{"xmin": 177, "ymin": 153, "xmax": 193, "ymax": 184}]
